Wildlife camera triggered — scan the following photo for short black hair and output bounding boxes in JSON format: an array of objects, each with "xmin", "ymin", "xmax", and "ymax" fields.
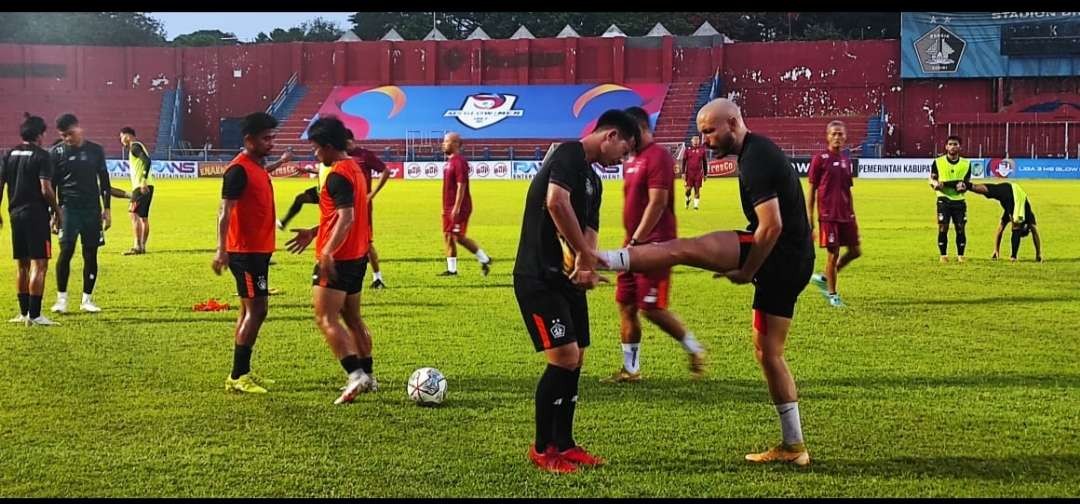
[
  {"xmin": 947, "ymin": 135, "xmax": 962, "ymax": 144},
  {"xmin": 240, "ymin": 112, "xmax": 279, "ymax": 139},
  {"xmin": 20, "ymin": 113, "xmax": 47, "ymax": 142},
  {"xmin": 344, "ymin": 128, "xmax": 355, "ymax": 141},
  {"xmin": 307, "ymin": 116, "xmax": 348, "ymax": 151},
  {"xmin": 56, "ymin": 113, "xmax": 79, "ymax": 132},
  {"xmin": 623, "ymin": 106, "xmax": 651, "ymax": 131},
  {"xmin": 592, "ymin": 109, "xmax": 640, "ymax": 148},
  {"xmin": 120, "ymin": 126, "xmax": 136, "ymax": 136}
]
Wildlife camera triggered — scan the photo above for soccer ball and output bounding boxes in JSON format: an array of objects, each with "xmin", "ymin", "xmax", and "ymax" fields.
[{"xmin": 407, "ymin": 367, "xmax": 447, "ymax": 406}]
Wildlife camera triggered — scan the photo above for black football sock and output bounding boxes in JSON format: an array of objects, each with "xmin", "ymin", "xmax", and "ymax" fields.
[
  {"xmin": 550, "ymin": 365, "xmax": 579, "ymax": 451},
  {"xmin": 358, "ymin": 356, "xmax": 373, "ymax": 375},
  {"xmin": 82, "ymin": 245, "xmax": 99, "ymax": 295},
  {"xmin": 231, "ymin": 344, "xmax": 253, "ymax": 380},
  {"xmin": 535, "ymin": 364, "xmax": 564, "ymax": 451},
  {"xmin": 937, "ymin": 231, "xmax": 948, "ymax": 256},
  {"xmin": 956, "ymin": 228, "xmax": 967, "ymax": 257},
  {"xmin": 555, "ymin": 367, "xmax": 582, "ymax": 451},
  {"xmin": 28, "ymin": 295, "xmax": 42, "ymax": 319},
  {"xmin": 1011, "ymin": 230, "xmax": 1022, "ymax": 259},
  {"xmin": 56, "ymin": 244, "xmax": 75, "ymax": 293},
  {"xmin": 17, "ymin": 293, "xmax": 29, "ymax": 316},
  {"xmin": 340, "ymin": 354, "xmax": 363, "ymax": 375}
]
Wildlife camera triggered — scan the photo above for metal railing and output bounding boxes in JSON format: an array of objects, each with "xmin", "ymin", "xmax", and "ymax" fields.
[
  {"xmin": 168, "ymin": 82, "xmax": 183, "ymax": 151},
  {"xmin": 266, "ymin": 72, "xmax": 299, "ymax": 118},
  {"xmin": 941, "ymin": 119, "xmax": 1079, "ymax": 159}
]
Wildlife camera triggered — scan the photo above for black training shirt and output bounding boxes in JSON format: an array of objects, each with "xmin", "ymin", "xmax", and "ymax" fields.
[
  {"xmin": 1, "ymin": 143, "xmax": 53, "ymax": 216},
  {"xmin": 737, "ymin": 132, "xmax": 812, "ymax": 260},
  {"xmin": 514, "ymin": 141, "xmax": 602, "ymax": 286},
  {"xmin": 50, "ymin": 140, "xmax": 110, "ymax": 210},
  {"xmin": 980, "ymin": 182, "xmax": 1015, "ymax": 214}
]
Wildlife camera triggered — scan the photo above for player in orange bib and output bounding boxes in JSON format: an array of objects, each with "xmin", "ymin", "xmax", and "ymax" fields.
[
  {"xmin": 285, "ymin": 116, "xmax": 377, "ymax": 405},
  {"xmin": 211, "ymin": 112, "xmax": 280, "ymax": 394}
]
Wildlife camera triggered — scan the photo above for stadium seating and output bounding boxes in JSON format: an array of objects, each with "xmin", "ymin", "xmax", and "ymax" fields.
[
  {"xmin": 0, "ymin": 91, "xmax": 165, "ymax": 157},
  {"xmin": 742, "ymin": 116, "xmax": 872, "ymax": 158}
]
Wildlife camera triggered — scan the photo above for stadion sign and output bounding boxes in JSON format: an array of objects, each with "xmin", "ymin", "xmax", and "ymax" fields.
[{"xmin": 107, "ymin": 160, "xmax": 198, "ymax": 179}]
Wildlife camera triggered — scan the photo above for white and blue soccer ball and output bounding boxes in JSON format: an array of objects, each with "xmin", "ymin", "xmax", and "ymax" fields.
[{"xmin": 407, "ymin": 367, "xmax": 448, "ymax": 406}]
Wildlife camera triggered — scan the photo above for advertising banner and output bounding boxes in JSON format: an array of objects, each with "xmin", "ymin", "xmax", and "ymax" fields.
[
  {"xmin": 512, "ymin": 161, "xmax": 541, "ymax": 180},
  {"xmin": 986, "ymin": 158, "xmax": 1080, "ymax": 179},
  {"xmin": 107, "ymin": 160, "xmax": 198, "ymax": 179},
  {"xmin": 901, "ymin": 12, "xmax": 1080, "ymax": 78},
  {"xmin": 707, "ymin": 158, "xmax": 738, "ymax": 177},
  {"xmin": 310, "ymin": 83, "xmax": 669, "ymax": 141},
  {"xmin": 402, "ymin": 160, "xmax": 511, "ymax": 180},
  {"xmin": 858, "ymin": 157, "xmax": 986, "ymax": 179}
]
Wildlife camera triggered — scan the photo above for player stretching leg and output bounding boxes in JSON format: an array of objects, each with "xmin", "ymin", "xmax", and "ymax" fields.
[
  {"xmin": 929, "ymin": 136, "xmax": 971, "ymax": 263},
  {"xmin": 211, "ymin": 112, "xmax": 281, "ymax": 394},
  {"xmin": 603, "ymin": 106, "xmax": 704, "ymax": 384},
  {"xmin": 1, "ymin": 114, "xmax": 62, "ymax": 326},
  {"xmin": 514, "ymin": 110, "xmax": 638, "ymax": 473},
  {"xmin": 439, "ymin": 132, "xmax": 492, "ymax": 276},
  {"xmin": 683, "ymin": 135, "xmax": 707, "ymax": 209},
  {"xmin": 598, "ymin": 99, "xmax": 814, "ymax": 467},
  {"xmin": 50, "ymin": 114, "xmax": 111, "ymax": 314},
  {"xmin": 970, "ymin": 182, "xmax": 1043, "ymax": 262},
  {"xmin": 286, "ymin": 117, "xmax": 377, "ymax": 405},
  {"xmin": 806, "ymin": 121, "xmax": 862, "ymax": 307}
]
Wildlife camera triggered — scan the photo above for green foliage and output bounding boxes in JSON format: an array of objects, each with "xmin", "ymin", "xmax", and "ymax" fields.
[
  {"xmin": 171, "ymin": 29, "xmax": 238, "ymax": 47},
  {"xmin": 254, "ymin": 17, "xmax": 344, "ymax": 44},
  {"xmin": 0, "ymin": 12, "xmax": 166, "ymax": 46}
]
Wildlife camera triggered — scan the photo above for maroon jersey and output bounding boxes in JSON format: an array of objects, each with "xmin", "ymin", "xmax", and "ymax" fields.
[
  {"xmin": 807, "ymin": 149, "xmax": 855, "ymax": 223},
  {"xmin": 622, "ymin": 142, "xmax": 677, "ymax": 243},
  {"xmin": 346, "ymin": 147, "xmax": 387, "ymax": 193},
  {"xmin": 442, "ymin": 153, "xmax": 472, "ymax": 215},
  {"xmin": 684, "ymin": 146, "xmax": 708, "ymax": 179}
]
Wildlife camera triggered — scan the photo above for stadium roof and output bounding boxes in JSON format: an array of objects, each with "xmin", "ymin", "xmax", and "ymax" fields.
[
  {"xmin": 556, "ymin": 25, "xmax": 580, "ymax": 38},
  {"xmin": 381, "ymin": 28, "xmax": 404, "ymax": 41},
  {"xmin": 466, "ymin": 27, "xmax": 491, "ymax": 40},
  {"xmin": 645, "ymin": 23, "xmax": 672, "ymax": 37},
  {"xmin": 336, "ymin": 30, "xmax": 361, "ymax": 42},
  {"xmin": 692, "ymin": 21, "xmax": 721, "ymax": 37},
  {"xmin": 601, "ymin": 25, "xmax": 627, "ymax": 38},
  {"xmin": 423, "ymin": 27, "xmax": 448, "ymax": 41},
  {"xmin": 510, "ymin": 25, "xmax": 535, "ymax": 40}
]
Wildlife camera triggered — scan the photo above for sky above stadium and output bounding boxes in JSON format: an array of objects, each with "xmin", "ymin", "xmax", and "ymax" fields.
[{"xmin": 149, "ymin": 12, "xmax": 357, "ymax": 42}]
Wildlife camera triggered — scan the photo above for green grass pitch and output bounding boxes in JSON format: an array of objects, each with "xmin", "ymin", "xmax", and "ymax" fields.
[{"xmin": 1, "ymin": 177, "xmax": 1078, "ymax": 497}]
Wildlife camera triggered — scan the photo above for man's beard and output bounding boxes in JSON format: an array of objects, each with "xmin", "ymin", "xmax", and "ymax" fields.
[{"xmin": 710, "ymin": 132, "xmax": 736, "ymax": 157}]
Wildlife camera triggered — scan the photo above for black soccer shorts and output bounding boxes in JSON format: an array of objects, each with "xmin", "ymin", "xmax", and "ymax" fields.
[
  {"xmin": 228, "ymin": 252, "xmax": 271, "ymax": 298},
  {"xmin": 514, "ymin": 275, "xmax": 590, "ymax": 353},
  {"xmin": 312, "ymin": 258, "xmax": 368, "ymax": 295}
]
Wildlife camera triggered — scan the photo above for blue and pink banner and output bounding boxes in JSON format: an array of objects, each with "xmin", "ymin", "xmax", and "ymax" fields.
[{"xmin": 307, "ymin": 84, "xmax": 669, "ymax": 140}]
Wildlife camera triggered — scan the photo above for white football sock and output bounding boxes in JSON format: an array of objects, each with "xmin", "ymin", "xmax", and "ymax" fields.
[
  {"xmin": 475, "ymin": 249, "xmax": 490, "ymax": 264},
  {"xmin": 776, "ymin": 401, "xmax": 804, "ymax": 445},
  {"xmin": 693, "ymin": 198, "xmax": 700, "ymax": 208},
  {"xmin": 56, "ymin": 292, "xmax": 67, "ymax": 301},
  {"xmin": 447, "ymin": 257, "xmax": 458, "ymax": 273},
  {"xmin": 680, "ymin": 332, "xmax": 703, "ymax": 354},
  {"xmin": 622, "ymin": 343, "xmax": 641, "ymax": 374},
  {"xmin": 373, "ymin": 271, "xmax": 383, "ymax": 281},
  {"xmin": 82, "ymin": 293, "xmax": 93, "ymax": 304},
  {"xmin": 598, "ymin": 248, "xmax": 631, "ymax": 271}
]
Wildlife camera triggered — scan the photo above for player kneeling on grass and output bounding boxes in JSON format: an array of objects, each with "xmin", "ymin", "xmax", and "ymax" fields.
[
  {"xmin": 970, "ymin": 182, "xmax": 1043, "ymax": 262},
  {"xmin": 286, "ymin": 116, "xmax": 378, "ymax": 405},
  {"xmin": 514, "ymin": 109, "xmax": 639, "ymax": 474},
  {"xmin": 597, "ymin": 98, "xmax": 814, "ymax": 467},
  {"xmin": 211, "ymin": 112, "xmax": 281, "ymax": 394}
]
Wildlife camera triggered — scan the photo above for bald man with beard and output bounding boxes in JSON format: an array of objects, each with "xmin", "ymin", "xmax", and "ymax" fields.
[
  {"xmin": 595, "ymin": 98, "xmax": 815, "ymax": 467},
  {"xmin": 439, "ymin": 132, "xmax": 492, "ymax": 276}
]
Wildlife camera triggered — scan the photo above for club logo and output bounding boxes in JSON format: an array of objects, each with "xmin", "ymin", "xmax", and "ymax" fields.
[
  {"xmin": 550, "ymin": 320, "xmax": 566, "ymax": 339},
  {"xmin": 474, "ymin": 163, "xmax": 490, "ymax": 177},
  {"xmin": 914, "ymin": 25, "xmax": 967, "ymax": 73},
  {"xmin": 407, "ymin": 164, "xmax": 422, "ymax": 178},
  {"xmin": 424, "ymin": 164, "xmax": 439, "ymax": 178},
  {"xmin": 444, "ymin": 93, "xmax": 524, "ymax": 129},
  {"xmin": 493, "ymin": 162, "xmax": 509, "ymax": 178}
]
